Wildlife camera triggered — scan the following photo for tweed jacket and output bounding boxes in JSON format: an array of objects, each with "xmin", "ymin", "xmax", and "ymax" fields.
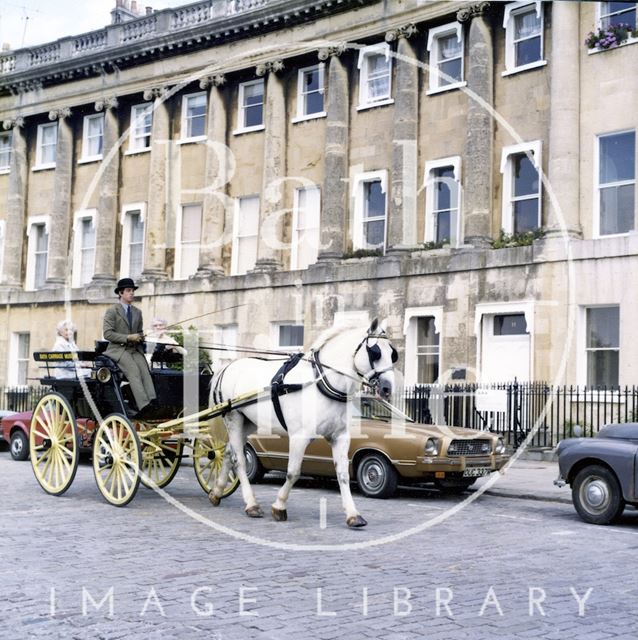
[{"xmin": 103, "ymin": 303, "xmax": 145, "ymax": 362}]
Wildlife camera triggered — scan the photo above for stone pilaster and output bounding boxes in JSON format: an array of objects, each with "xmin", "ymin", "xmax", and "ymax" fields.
[
  {"xmin": 141, "ymin": 86, "xmax": 169, "ymax": 280},
  {"xmin": 252, "ymin": 60, "xmax": 286, "ymax": 272},
  {"xmin": 317, "ymin": 44, "xmax": 349, "ymax": 261},
  {"xmin": 385, "ymin": 24, "xmax": 419, "ymax": 252},
  {"xmin": 196, "ymin": 74, "xmax": 227, "ymax": 277},
  {"xmin": 546, "ymin": 0, "xmax": 582, "ymax": 238},
  {"xmin": 91, "ymin": 96, "xmax": 120, "ymax": 285},
  {"xmin": 458, "ymin": 2, "xmax": 493, "ymax": 246},
  {"xmin": 46, "ymin": 107, "xmax": 73, "ymax": 286},
  {"xmin": 0, "ymin": 117, "xmax": 27, "ymax": 289}
]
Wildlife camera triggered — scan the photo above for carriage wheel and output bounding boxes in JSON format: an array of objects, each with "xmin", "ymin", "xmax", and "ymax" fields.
[
  {"xmin": 192, "ymin": 419, "xmax": 239, "ymax": 498},
  {"xmin": 29, "ymin": 393, "xmax": 79, "ymax": 496},
  {"xmin": 138, "ymin": 423, "xmax": 184, "ymax": 489},
  {"xmin": 93, "ymin": 414, "xmax": 141, "ymax": 507}
]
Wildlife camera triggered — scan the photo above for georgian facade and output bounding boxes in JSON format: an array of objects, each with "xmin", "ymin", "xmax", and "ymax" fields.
[{"xmin": 0, "ymin": 0, "xmax": 636, "ymax": 390}]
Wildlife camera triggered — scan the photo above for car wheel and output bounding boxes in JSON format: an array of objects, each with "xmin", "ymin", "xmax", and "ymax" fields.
[
  {"xmin": 572, "ymin": 464, "xmax": 625, "ymax": 525},
  {"xmin": 244, "ymin": 444, "xmax": 265, "ymax": 483},
  {"xmin": 434, "ymin": 478, "xmax": 475, "ymax": 494},
  {"xmin": 356, "ymin": 453, "xmax": 398, "ymax": 499},
  {"xmin": 10, "ymin": 430, "xmax": 29, "ymax": 461}
]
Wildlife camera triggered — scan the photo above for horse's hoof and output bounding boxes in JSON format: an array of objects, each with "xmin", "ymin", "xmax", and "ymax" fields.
[
  {"xmin": 271, "ymin": 506, "xmax": 288, "ymax": 522},
  {"xmin": 347, "ymin": 515, "xmax": 368, "ymax": 528},
  {"xmin": 245, "ymin": 505, "xmax": 264, "ymax": 518},
  {"xmin": 208, "ymin": 491, "xmax": 221, "ymax": 507}
]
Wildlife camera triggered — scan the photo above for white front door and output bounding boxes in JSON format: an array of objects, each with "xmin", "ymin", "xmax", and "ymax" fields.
[{"xmin": 481, "ymin": 313, "xmax": 531, "ymax": 383}]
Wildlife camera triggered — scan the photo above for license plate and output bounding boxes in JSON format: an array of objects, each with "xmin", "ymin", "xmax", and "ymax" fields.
[{"xmin": 463, "ymin": 467, "xmax": 491, "ymax": 478}]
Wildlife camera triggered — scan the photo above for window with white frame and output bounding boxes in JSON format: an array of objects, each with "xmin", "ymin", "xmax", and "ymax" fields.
[
  {"xmin": 9, "ymin": 332, "xmax": 30, "ymax": 386},
  {"xmin": 600, "ymin": 1, "xmax": 637, "ymax": 29},
  {"xmin": 0, "ymin": 131, "xmax": 12, "ymax": 171},
  {"xmin": 81, "ymin": 114, "xmax": 104, "ymax": 161},
  {"xmin": 295, "ymin": 64, "xmax": 325, "ymax": 120},
  {"xmin": 585, "ymin": 306, "xmax": 619, "ymax": 387},
  {"xmin": 424, "ymin": 157, "xmax": 461, "ymax": 246},
  {"xmin": 120, "ymin": 205, "xmax": 145, "ymax": 279},
  {"xmin": 427, "ymin": 23, "xmax": 464, "ymax": 92},
  {"xmin": 182, "ymin": 92, "xmax": 207, "ymax": 140},
  {"xmin": 503, "ymin": 1, "xmax": 545, "ymax": 74},
  {"xmin": 404, "ymin": 309, "xmax": 443, "ymax": 386},
  {"xmin": 597, "ymin": 130, "xmax": 635, "ymax": 236},
  {"xmin": 0, "ymin": 220, "xmax": 5, "ymax": 280},
  {"xmin": 291, "ymin": 185, "xmax": 321, "ymax": 270},
  {"xmin": 214, "ymin": 324, "xmax": 238, "ymax": 360},
  {"xmin": 176, "ymin": 203, "xmax": 202, "ymax": 279},
  {"xmin": 237, "ymin": 80, "xmax": 264, "ymax": 131},
  {"xmin": 26, "ymin": 217, "xmax": 49, "ymax": 290},
  {"xmin": 129, "ymin": 103, "xmax": 153, "ymax": 151},
  {"xmin": 500, "ymin": 141, "xmax": 541, "ymax": 234},
  {"xmin": 231, "ymin": 195, "xmax": 259, "ymax": 275},
  {"xmin": 72, "ymin": 211, "xmax": 96, "ymax": 288},
  {"xmin": 35, "ymin": 122, "xmax": 57, "ymax": 168},
  {"xmin": 274, "ymin": 323, "xmax": 304, "ymax": 350},
  {"xmin": 357, "ymin": 43, "xmax": 392, "ymax": 108},
  {"xmin": 353, "ymin": 171, "xmax": 387, "ymax": 253}
]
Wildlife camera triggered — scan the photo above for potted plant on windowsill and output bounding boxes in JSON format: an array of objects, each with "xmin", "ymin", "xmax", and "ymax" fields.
[{"xmin": 585, "ymin": 23, "xmax": 637, "ymax": 50}]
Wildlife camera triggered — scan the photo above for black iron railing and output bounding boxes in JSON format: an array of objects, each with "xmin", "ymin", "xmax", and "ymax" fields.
[{"xmin": 0, "ymin": 386, "xmax": 49, "ymax": 413}]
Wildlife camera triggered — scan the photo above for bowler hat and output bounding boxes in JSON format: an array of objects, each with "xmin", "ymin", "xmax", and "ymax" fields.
[{"xmin": 114, "ymin": 277, "xmax": 139, "ymax": 294}]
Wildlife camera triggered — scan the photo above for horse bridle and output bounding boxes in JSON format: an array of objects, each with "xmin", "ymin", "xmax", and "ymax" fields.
[{"xmin": 353, "ymin": 332, "xmax": 398, "ymax": 385}]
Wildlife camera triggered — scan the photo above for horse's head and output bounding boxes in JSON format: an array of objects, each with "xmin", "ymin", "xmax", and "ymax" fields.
[{"xmin": 354, "ymin": 318, "xmax": 398, "ymax": 400}]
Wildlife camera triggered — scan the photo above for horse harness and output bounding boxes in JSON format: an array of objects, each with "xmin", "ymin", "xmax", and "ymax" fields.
[{"xmin": 213, "ymin": 333, "xmax": 397, "ymax": 432}]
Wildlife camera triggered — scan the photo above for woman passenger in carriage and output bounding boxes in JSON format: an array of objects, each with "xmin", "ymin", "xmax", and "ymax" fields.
[{"xmin": 51, "ymin": 320, "xmax": 82, "ymax": 379}]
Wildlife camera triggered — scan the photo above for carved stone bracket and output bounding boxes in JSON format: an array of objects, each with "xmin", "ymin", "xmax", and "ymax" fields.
[
  {"xmin": 255, "ymin": 60, "xmax": 284, "ymax": 77},
  {"xmin": 318, "ymin": 43, "xmax": 348, "ymax": 61},
  {"xmin": 95, "ymin": 96, "xmax": 119, "ymax": 111},
  {"xmin": 48, "ymin": 107, "xmax": 72, "ymax": 121},
  {"xmin": 2, "ymin": 116, "xmax": 24, "ymax": 130},
  {"xmin": 457, "ymin": 1, "xmax": 491, "ymax": 23},
  {"xmin": 199, "ymin": 73, "xmax": 226, "ymax": 89},
  {"xmin": 143, "ymin": 86, "xmax": 169, "ymax": 101},
  {"xmin": 385, "ymin": 23, "xmax": 418, "ymax": 43}
]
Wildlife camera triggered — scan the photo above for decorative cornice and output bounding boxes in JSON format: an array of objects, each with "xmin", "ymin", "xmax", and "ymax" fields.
[
  {"xmin": 199, "ymin": 74, "xmax": 226, "ymax": 89},
  {"xmin": 2, "ymin": 116, "xmax": 24, "ymax": 130},
  {"xmin": 457, "ymin": 2, "xmax": 491, "ymax": 23},
  {"xmin": 385, "ymin": 23, "xmax": 418, "ymax": 43},
  {"xmin": 318, "ymin": 43, "xmax": 348, "ymax": 61},
  {"xmin": 48, "ymin": 107, "xmax": 72, "ymax": 120},
  {"xmin": 143, "ymin": 86, "xmax": 169, "ymax": 101},
  {"xmin": 95, "ymin": 96, "xmax": 119, "ymax": 111},
  {"xmin": 255, "ymin": 60, "xmax": 284, "ymax": 77}
]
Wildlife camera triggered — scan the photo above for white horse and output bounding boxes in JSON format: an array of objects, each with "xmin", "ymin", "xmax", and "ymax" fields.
[{"xmin": 208, "ymin": 318, "xmax": 397, "ymax": 528}]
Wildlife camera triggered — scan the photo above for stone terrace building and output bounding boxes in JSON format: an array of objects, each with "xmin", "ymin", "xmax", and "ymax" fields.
[{"xmin": 0, "ymin": 0, "xmax": 635, "ymax": 391}]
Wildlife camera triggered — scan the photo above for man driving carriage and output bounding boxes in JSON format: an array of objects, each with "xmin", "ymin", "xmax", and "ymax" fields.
[{"xmin": 102, "ymin": 278, "xmax": 156, "ymax": 416}]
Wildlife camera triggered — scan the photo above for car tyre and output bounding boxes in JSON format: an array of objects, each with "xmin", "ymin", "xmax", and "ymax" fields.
[
  {"xmin": 244, "ymin": 444, "xmax": 265, "ymax": 484},
  {"xmin": 572, "ymin": 464, "xmax": 625, "ymax": 525},
  {"xmin": 434, "ymin": 478, "xmax": 475, "ymax": 494},
  {"xmin": 356, "ymin": 452, "xmax": 398, "ymax": 499},
  {"xmin": 10, "ymin": 429, "xmax": 29, "ymax": 461}
]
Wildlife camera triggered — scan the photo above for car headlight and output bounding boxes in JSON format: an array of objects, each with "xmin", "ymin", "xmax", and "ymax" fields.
[
  {"xmin": 494, "ymin": 438, "xmax": 505, "ymax": 455},
  {"xmin": 424, "ymin": 437, "xmax": 438, "ymax": 456}
]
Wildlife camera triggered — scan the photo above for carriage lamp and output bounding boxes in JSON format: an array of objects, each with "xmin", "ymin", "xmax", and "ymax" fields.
[
  {"xmin": 424, "ymin": 438, "xmax": 439, "ymax": 456},
  {"xmin": 96, "ymin": 367, "xmax": 112, "ymax": 383},
  {"xmin": 494, "ymin": 438, "xmax": 506, "ymax": 455}
]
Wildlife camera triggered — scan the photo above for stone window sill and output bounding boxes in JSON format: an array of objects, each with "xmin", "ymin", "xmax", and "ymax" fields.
[
  {"xmin": 426, "ymin": 81, "xmax": 467, "ymax": 96},
  {"xmin": 124, "ymin": 147, "xmax": 151, "ymax": 156},
  {"xmin": 356, "ymin": 98, "xmax": 394, "ymax": 112},
  {"xmin": 78, "ymin": 155, "xmax": 102, "ymax": 165},
  {"xmin": 233, "ymin": 124, "xmax": 265, "ymax": 136},
  {"xmin": 587, "ymin": 36, "xmax": 638, "ymax": 54},
  {"xmin": 0, "ymin": 168, "xmax": 9, "ymax": 175},
  {"xmin": 176, "ymin": 135, "xmax": 207, "ymax": 145},
  {"xmin": 32, "ymin": 163, "xmax": 56, "ymax": 172},
  {"xmin": 291, "ymin": 111, "xmax": 327, "ymax": 124},
  {"xmin": 501, "ymin": 59, "xmax": 548, "ymax": 77}
]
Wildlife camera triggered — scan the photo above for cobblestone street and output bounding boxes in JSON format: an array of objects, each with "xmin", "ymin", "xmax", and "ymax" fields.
[{"xmin": 1, "ymin": 453, "xmax": 637, "ymax": 640}]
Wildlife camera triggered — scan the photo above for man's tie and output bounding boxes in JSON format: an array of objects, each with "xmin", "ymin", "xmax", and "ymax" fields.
[{"xmin": 126, "ymin": 305, "xmax": 132, "ymax": 331}]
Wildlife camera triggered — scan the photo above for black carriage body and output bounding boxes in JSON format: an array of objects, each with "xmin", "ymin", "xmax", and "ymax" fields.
[{"xmin": 33, "ymin": 349, "xmax": 213, "ymax": 422}]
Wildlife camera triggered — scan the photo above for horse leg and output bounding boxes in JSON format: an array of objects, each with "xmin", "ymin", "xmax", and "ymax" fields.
[
  {"xmin": 331, "ymin": 431, "xmax": 367, "ymax": 528},
  {"xmin": 209, "ymin": 413, "xmax": 263, "ymax": 518},
  {"xmin": 271, "ymin": 435, "xmax": 311, "ymax": 522}
]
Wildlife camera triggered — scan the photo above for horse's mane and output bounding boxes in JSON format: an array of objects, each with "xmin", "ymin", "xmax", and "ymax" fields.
[{"xmin": 310, "ymin": 324, "xmax": 362, "ymax": 351}]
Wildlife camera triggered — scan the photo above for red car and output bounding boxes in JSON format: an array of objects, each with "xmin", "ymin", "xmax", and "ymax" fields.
[{"xmin": 1, "ymin": 411, "xmax": 32, "ymax": 461}]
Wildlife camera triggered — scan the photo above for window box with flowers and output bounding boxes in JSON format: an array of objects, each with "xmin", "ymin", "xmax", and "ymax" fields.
[{"xmin": 585, "ymin": 23, "xmax": 638, "ymax": 52}]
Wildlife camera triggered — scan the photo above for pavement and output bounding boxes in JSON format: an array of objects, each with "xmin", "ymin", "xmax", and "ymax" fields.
[{"xmin": 472, "ymin": 455, "xmax": 570, "ymax": 504}]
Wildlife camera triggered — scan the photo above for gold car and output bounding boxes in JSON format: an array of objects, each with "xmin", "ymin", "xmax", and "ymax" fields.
[{"xmin": 245, "ymin": 396, "xmax": 509, "ymax": 498}]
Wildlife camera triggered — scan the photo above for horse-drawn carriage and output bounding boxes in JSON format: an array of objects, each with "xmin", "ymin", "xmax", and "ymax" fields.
[{"xmin": 29, "ymin": 342, "xmax": 243, "ymax": 506}]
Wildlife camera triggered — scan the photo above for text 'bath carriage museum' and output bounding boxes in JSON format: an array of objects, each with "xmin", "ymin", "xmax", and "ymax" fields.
[{"xmin": 0, "ymin": 0, "xmax": 633, "ymax": 391}]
